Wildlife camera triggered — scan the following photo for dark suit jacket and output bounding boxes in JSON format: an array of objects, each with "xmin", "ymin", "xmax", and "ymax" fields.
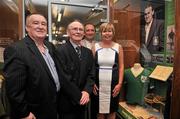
[
  {"xmin": 3, "ymin": 36, "xmax": 59, "ymax": 119},
  {"xmin": 56, "ymin": 39, "xmax": 94, "ymax": 114},
  {"xmin": 141, "ymin": 19, "xmax": 164, "ymax": 53}
]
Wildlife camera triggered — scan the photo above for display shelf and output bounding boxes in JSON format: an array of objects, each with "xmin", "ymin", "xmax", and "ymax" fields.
[{"xmin": 117, "ymin": 101, "xmax": 163, "ymax": 119}]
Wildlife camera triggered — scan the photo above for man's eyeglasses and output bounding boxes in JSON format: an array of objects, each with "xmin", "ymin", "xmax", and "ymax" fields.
[{"xmin": 70, "ymin": 27, "xmax": 84, "ymax": 33}]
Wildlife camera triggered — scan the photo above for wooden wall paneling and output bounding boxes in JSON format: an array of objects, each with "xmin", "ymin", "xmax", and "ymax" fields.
[
  {"xmin": 0, "ymin": 4, "xmax": 18, "ymax": 40},
  {"xmin": 0, "ymin": 1, "xmax": 19, "ymax": 48},
  {"xmin": 171, "ymin": 0, "xmax": 180, "ymax": 118},
  {"xmin": 113, "ymin": 9, "xmax": 140, "ymax": 68},
  {"xmin": 113, "ymin": 11, "xmax": 128, "ymax": 41},
  {"xmin": 109, "ymin": 0, "xmax": 114, "ymax": 23},
  {"xmin": 18, "ymin": 0, "xmax": 23, "ymax": 40}
]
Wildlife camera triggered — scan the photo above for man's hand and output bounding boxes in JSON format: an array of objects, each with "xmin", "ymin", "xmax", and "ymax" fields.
[
  {"xmin": 22, "ymin": 112, "xmax": 36, "ymax": 119},
  {"xmin": 80, "ymin": 91, "xmax": 89, "ymax": 105}
]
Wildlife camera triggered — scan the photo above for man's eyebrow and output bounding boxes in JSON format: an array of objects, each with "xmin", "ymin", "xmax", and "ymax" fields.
[{"xmin": 144, "ymin": 12, "xmax": 150, "ymax": 15}]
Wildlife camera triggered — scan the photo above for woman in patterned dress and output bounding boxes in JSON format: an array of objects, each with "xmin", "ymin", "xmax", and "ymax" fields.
[{"xmin": 91, "ymin": 22, "xmax": 124, "ymax": 119}]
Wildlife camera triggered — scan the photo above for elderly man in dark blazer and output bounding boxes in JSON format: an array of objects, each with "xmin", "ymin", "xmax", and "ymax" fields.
[
  {"xmin": 3, "ymin": 13, "xmax": 60, "ymax": 119},
  {"xmin": 56, "ymin": 20, "xmax": 95, "ymax": 119}
]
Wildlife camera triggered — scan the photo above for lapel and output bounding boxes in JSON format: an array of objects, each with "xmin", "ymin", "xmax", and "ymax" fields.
[
  {"xmin": 146, "ymin": 19, "xmax": 156, "ymax": 47},
  {"xmin": 24, "ymin": 36, "xmax": 54, "ymax": 80},
  {"xmin": 142, "ymin": 27, "xmax": 146, "ymax": 45},
  {"xmin": 66, "ymin": 40, "xmax": 81, "ymax": 85},
  {"xmin": 66, "ymin": 40, "xmax": 81, "ymax": 66},
  {"xmin": 80, "ymin": 46, "xmax": 87, "ymax": 65},
  {"xmin": 78, "ymin": 47, "xmax": 87, "ymax": 86}
]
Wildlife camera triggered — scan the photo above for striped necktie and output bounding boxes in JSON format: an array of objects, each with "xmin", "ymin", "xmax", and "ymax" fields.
[{"xmin": 76, "ymin": 46, "xmax": 81, "ymax": 59}]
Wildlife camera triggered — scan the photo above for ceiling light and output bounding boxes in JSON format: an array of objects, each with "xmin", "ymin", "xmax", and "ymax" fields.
[
  {"xmin": 57, "ymin": 13, "xmax": 62, "ymax": 22},
  {"xmin": 3, "ymin": 0, "xmax": 18, "ymax": 13}
]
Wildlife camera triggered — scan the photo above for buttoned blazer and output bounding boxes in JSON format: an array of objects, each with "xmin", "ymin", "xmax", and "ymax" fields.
[
  {"xmin": 56, "ymin": 39, "xmax": 95, "ymax": 113},
  {"xmin": 3, "ymin": 36, "xmax": 59, "ymax": 119}
]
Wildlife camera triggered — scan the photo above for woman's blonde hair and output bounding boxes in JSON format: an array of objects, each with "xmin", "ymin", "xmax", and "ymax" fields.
[{"xmin": 99, "ymin": 22, "xmax": 115, "ymax": 35}]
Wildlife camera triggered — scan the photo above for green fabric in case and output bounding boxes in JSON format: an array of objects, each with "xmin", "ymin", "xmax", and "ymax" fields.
[{"xmin": 124, "ymin": 68, "xmax": 151, "ymax": 105}]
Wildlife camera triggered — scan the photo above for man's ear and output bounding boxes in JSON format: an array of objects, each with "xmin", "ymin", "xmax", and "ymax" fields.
[
  {"xmin": 25, "ymin": 26, "xmax": 28, "ymax": 33},
  {"xmin": 67, "ymin": 30, "xmax": 70, "ymax": 37},
  {"xmin": 152, "ymin": 10, "xmax": 154, "ymax": 16}
]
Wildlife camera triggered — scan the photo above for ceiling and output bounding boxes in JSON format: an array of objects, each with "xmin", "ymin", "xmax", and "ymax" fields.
[
  {"xmin": 30, "ymin": 0, "xmax": 105, "ymax": 18},
  {"xmin": 29, "ymin": 0, "xmax": 164, "ymax": 19},
  {"xmin": 27, "ymin": 0, "xmax": 108, "ymax": 40},
  {"xmin": 31, "ymin": 0, "xmax": 102, "ymax": 6}
]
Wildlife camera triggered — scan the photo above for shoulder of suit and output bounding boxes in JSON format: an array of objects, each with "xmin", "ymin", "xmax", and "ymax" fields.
[
  {"xmin": 82, "ymin": 45, "xmax": 92, "ymax": 52},
  {"xmin": 56, "ymin": 40, "xmax": 71, "ymax": 53},
  {"xmin": 154, "ymin": 19, "xmax": 164, "ymax": 24},
  {"xmin": 4, "ymin": 38, "xmax": 27, "ymax": 57},
  {"xmin": 7, "ymin": 38, "xmax": 25, "ymax": 49},
  {"xmin": 56, "ymin": 43, "xmax": 66, "ymax": 50}
]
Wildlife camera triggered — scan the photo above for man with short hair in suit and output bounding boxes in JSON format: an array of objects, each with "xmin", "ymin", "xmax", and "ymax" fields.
[
  {"xmin": 142, "ymin": 4, "xmax": 164, "ymax": 53},
  {"xmin": 3, "ymin": 13, "xmax": 60, "ymax": 119},
  {"xmin": 56, "ymin": 20, "xmax": 95, "ymax": 119}
]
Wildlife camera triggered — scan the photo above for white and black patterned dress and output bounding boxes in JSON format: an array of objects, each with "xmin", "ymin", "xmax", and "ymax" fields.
[{"xmin": 94, "ymin": 42, "xmax": 120, "ymax": 114}]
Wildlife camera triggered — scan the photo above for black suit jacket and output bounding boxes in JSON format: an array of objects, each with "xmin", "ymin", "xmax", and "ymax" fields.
[
  {"xmin": 141, "ymin": 19, "xmax": 164, "ymax": 53},
  {"xmin": 3, "ymin": 36, "xmax": 59, "ymax": 119},
  {"xmin": 56, "ymin": 39, "xmax": 95, "ymax": 114}
]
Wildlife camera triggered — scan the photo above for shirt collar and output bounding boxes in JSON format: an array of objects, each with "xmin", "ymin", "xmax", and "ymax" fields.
[
  {"xmin": 146, "ymin": 19, "xmax": 153, "ymax": 28},
  {"xmin": 69, "ymin": 39, "xmax": 81, "ymax": 49}
]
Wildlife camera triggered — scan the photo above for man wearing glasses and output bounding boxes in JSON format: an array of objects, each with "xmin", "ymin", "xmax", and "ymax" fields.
[{"xmin": 56, "ymin": 20, "xmax": 95, "ymax": 119}]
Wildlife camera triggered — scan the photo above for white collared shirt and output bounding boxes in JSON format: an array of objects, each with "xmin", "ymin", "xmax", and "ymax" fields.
[
  {"xmin": 41, "ymin": 46, "xmax": 60, "ymax": 91},
  {"xmin": 145, "ymin": 19, "xmax": 153, "ymax": 44}
]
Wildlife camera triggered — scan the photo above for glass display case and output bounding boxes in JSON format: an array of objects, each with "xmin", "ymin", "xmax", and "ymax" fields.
[{"xmin": 112, "ymin": 0, "xmax": 175, "ymax": 119}]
